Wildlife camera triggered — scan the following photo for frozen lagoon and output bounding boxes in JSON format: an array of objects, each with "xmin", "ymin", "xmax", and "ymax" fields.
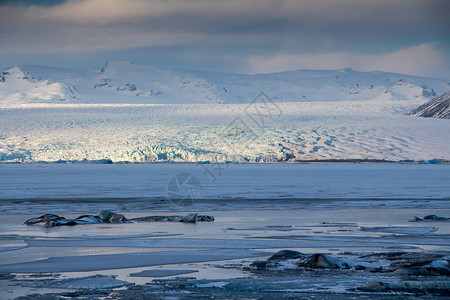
[
  {"xmin": 0, "ymin": 163, "xmax": 449, "ymax": 299},
  {"xmin": 0, "ymin": 162, "xmax": 449, "ymax": 209}
]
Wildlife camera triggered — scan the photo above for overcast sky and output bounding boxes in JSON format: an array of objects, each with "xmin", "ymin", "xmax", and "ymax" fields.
[{"xmin": 0, "ymin": 0, "xmax": 449, "ymax": 78}]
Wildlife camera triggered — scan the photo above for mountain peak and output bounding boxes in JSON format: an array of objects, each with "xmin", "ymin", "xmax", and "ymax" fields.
[
  {"xmin": 0, "ymin": 66, "xmax": 30, "ymax": 83},
  {"xmin": 338, "ymin": 67, "xmax": 354, "ymax": 73},
  {"xmin": 100, "ymin": 61, "xmax": 142, "ymax": 73},
  {"xmin": 0, "ymin": 66, "xmax": 80, "ymax": 104}
]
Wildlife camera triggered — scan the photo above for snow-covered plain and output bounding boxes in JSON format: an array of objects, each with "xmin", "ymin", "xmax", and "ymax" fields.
[{"xmin": 0, "ymin": 100, "xmax": 449, "ymax": 162}]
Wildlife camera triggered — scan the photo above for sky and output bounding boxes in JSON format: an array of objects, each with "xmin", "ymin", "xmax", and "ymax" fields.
[{"xmin": 0, "ymin": 0, "xmax": 449, "ymax": 78}]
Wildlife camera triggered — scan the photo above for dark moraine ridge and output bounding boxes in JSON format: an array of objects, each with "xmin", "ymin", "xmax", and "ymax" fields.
[{"xmin": 409, "ymin": 91, "xmax": 450, "ymax": 119}]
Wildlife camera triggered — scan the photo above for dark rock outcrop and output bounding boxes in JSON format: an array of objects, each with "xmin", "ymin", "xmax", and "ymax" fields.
[
  {"xmin": 98, "ymin": 210, "xmax": 128, "ymax": 223},
  {"xmin": 249, "ymin": 251, "xmax": 359, "ymax": 270},
  {"xmin": 410, "ymin": 214, "xmax": 449, "ymax": 222},
  {"xmin": 25, "ymin": 212, "xmax": 125, "ymax": 226},
  {"xmin": 268, "ymin": 250, "xmax": 306, "ymax": 261},
  {"xmin": 300, "ymin": 253, "xmax": 354, "ymax": 269},
  {"xmin": 132, "ymin": 214, "xmax": 214, "ymax": 223},
  {"xmin": 409, "ymin": 91, "xmax": 450, "ymax": 119},
  {"xmin": 249, "ymin": 250, "xmax": 450, "ymax": 276},
  {"xmin": 25, "ymin": 211, "xmax": 214, "ymax": 227}
]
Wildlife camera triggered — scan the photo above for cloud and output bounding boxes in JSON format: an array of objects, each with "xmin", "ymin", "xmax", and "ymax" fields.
[
  {"xmin": 18, "ymin": 0, "xmax": 449, "ymax": 30},
  {"xmin": 246, "ymin": 44, "xmax": 450, "ymax": 78},
  {"xmin": 1, "ymin": 0, "xmax": 448, "ymax": 50},
  {"xmin": 0, "ymin": 0, "xmax": 449, "ymax": 77}
]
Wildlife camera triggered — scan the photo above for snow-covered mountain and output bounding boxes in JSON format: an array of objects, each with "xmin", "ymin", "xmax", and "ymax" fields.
[
  {"xmin": 1, "ymin": 61, "xmax": 449, "ymax": 105},
  {"xmin": 0, "ymin": 61, "xmax": 449, "ymax": 162},
  {"xmin": 0, "ymin": 67, "xmax": 80, "ymax": 104},
  {"xmin": 409, "ymin": 91, "xmax": 450, "ymax": 119}
]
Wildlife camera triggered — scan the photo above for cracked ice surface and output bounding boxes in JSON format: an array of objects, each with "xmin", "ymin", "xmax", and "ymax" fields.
[{"xmin": 0, "ymin": 101, "xmax": 449, "ymax": 163}]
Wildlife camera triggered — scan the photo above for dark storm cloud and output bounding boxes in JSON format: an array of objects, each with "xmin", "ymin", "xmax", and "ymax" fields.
[
  {"xmin": 0, "ymin": 0, "xmax": 65, "ymax": 6},
  {"xmin": 0, "ymin": 0, "xmax": 449, "ymax": 77}
]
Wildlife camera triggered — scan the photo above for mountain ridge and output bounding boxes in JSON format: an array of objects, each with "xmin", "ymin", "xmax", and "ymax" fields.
[{"xmin": 1, "ymin": 61, "xmax": 449, "ymax": 105}]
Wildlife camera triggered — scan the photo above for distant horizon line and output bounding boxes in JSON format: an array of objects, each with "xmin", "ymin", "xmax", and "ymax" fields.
[{"xmin": 2, "ymin": 61, "xmax": 449, "ymax": 80}]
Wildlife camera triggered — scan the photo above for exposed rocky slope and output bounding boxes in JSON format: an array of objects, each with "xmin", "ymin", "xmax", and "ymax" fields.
[{"xmin": 409, "ymin": 91, "xmax": 450, "ymax": 119}]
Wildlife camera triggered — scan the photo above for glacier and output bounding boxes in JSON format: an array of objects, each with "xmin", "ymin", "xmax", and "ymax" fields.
[{"xmin": 0, "ymin": 101, "xmax": 449, "ymax": 163}]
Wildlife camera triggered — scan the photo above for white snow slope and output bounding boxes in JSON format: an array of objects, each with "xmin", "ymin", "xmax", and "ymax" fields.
[
  {"xmin": 0, "ymin": 67, "xmax": 80, "ymax": 104},
  {"xmin": 1, "ymin": 61, "xmax": 449, "ymax": 104}
]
